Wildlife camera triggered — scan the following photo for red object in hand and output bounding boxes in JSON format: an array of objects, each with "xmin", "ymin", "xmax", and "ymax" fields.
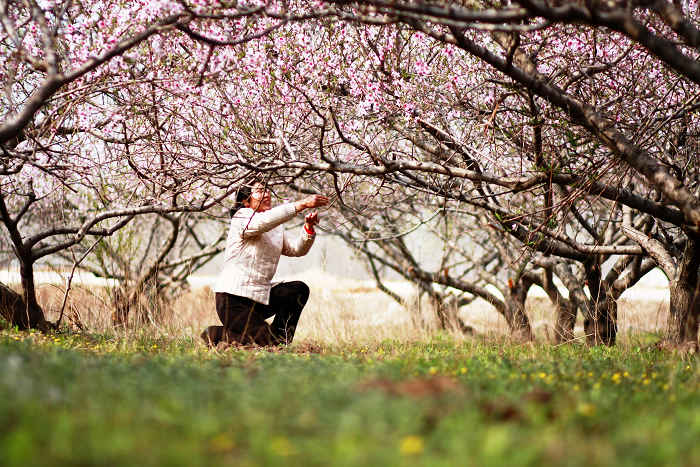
[{"xmin": 304, "ymin": 212, "xmax": 319, "ymax": 235}]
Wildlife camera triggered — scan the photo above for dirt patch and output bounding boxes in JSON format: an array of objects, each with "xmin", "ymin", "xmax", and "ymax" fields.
[
  {"xmin": 523, "ymin": 389, "xmax": 553, "ymax": 404},
  {"xmin": 479, "ymin": 399, "xmax": 523, "ymax": 422},
  {"xmin": 357, "ymin": 375, "xmax": 459, "ymax": 398}
]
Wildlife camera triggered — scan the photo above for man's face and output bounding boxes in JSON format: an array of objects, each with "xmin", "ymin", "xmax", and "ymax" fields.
[{"xmin": 244, "ymin": 183, "xmax": 272, "ymax": 212}]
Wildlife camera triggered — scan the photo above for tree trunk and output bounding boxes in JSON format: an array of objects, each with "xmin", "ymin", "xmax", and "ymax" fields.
[
  {"xmin": 111, "ymin": 277, "xmax": 168, "ymax": 327},
  {"xmin": 538, "ymin": 267, "xmax": 577, "ymax": 343},
  {"xmin": 553, "ymin": 301, "xmax": 577, "ymax": 344},
  {"xmin": 111, "ymin": 284, "xmax": 148, "ymax": 327},
  {"xmin": 583, "ymin": 296, "xmax": 617, "ymax": 346},
  {"xmin": 430, "ymin": 292, "xmax": 450, "ymax": 330},
  {"xmin": 0, "ymin": 282, "xmax": 27, "ymax": 328},
  {"xmin": 668, "ymin": 237, "xmax": 700, "ymax": 350},
  {"xmin": 584, "ymin": 261, "xmax": 617, "ymax": 346},
  {"xmin": 1, "ymin": 261, "xmax": 49, "ymax": 330},
  {"xmin": 17, "ymin": 259, "xmax": 48, "ymax": 330},
  {"xmin": 504, "ymin": 281, "xmax": 533, "ymax": 341}
]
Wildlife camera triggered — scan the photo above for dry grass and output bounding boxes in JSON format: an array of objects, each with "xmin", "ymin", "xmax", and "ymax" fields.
[{"xmin": 14, "ymin": 270, "xmax": 671, "ymax": 344}]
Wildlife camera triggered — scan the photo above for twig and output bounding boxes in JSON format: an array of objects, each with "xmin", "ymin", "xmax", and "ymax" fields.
[
  {"xmin": 55, "ymin": 239, "xmax": 102, "ymax": 329},
  {"xmin": 552, "ymin": 333, "xmax": 595, "ymax": 348}
]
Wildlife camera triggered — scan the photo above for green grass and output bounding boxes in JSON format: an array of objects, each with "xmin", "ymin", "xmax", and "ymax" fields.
[{"xmin": 0, "ymin": 329, "xmax": 698, "ymax": 467}]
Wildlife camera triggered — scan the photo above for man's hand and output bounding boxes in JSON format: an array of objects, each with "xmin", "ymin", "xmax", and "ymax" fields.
[
  {"xmin": 295, "ymin": 194, "xmax": 328, "ymax": 212},
  {"xmin": 305, "ymin": 211, "xmax": 320, "ymax": 227},
  {"xmin": 304, "ymin": 211, "xmax": 320, "ymax": 235}
]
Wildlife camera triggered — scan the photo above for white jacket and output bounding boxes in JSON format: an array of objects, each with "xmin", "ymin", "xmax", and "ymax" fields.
[{"xmin": 213, "ymin": 203, "xmax": 315, "ymax": 304}]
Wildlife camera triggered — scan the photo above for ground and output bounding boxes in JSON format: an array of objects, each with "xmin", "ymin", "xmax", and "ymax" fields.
[{"xmin": 0, "ymin": 329, "xmax": 698, "ymax": 467}]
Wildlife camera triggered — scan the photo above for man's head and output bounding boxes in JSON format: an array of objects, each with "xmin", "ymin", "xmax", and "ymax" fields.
[{"xmin": 241, "ymin": 182, "xmax": 272, "ymax": 212}]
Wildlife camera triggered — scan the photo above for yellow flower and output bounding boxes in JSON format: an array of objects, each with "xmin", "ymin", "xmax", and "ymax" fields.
[
  {"xmin": 643, "ymin": 379, "xmax": 651, "ymax": 386},
  {"xmin": 429, "ymin": 367, "xmax": 438, "ymax": 375},
  {"xmin": 577, "ymin": 403, "xmax": 596, "ymax": 416},
  {"xmin": 611, "ymin": 373, "xmax": 621, "ymax": 384},
  {"xmin": 400, "ymin": 435, "xmax": 425, "ymax": 455},
  {"xmin": 460, "ymin": 367, "xmax": 467, "ymax": 374}
]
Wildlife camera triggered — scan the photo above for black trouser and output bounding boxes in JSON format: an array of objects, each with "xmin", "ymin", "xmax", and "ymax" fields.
[{"xmin": 203, "ymin": 281, "xmax": 309, "ymax": 346}]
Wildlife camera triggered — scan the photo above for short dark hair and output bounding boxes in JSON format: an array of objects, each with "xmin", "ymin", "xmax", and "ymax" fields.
[{"xmin": 229, "ymin": 185, "xmax": 252, "ymax": 217}]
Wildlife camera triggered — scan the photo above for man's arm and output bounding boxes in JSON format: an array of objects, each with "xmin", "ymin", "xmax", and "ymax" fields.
[
  {"xmin": 281, "ymin": 227, "xmax": 315, "ymax": 257},
  {"xmin": 240, "ymin": 204, "xmax": 297, "ymax": 239}
]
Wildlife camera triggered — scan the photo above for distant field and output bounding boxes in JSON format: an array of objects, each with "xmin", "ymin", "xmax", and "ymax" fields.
[{"xmin": 1, "ymin": 268, "xmax": 672, "ymax": 344}]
